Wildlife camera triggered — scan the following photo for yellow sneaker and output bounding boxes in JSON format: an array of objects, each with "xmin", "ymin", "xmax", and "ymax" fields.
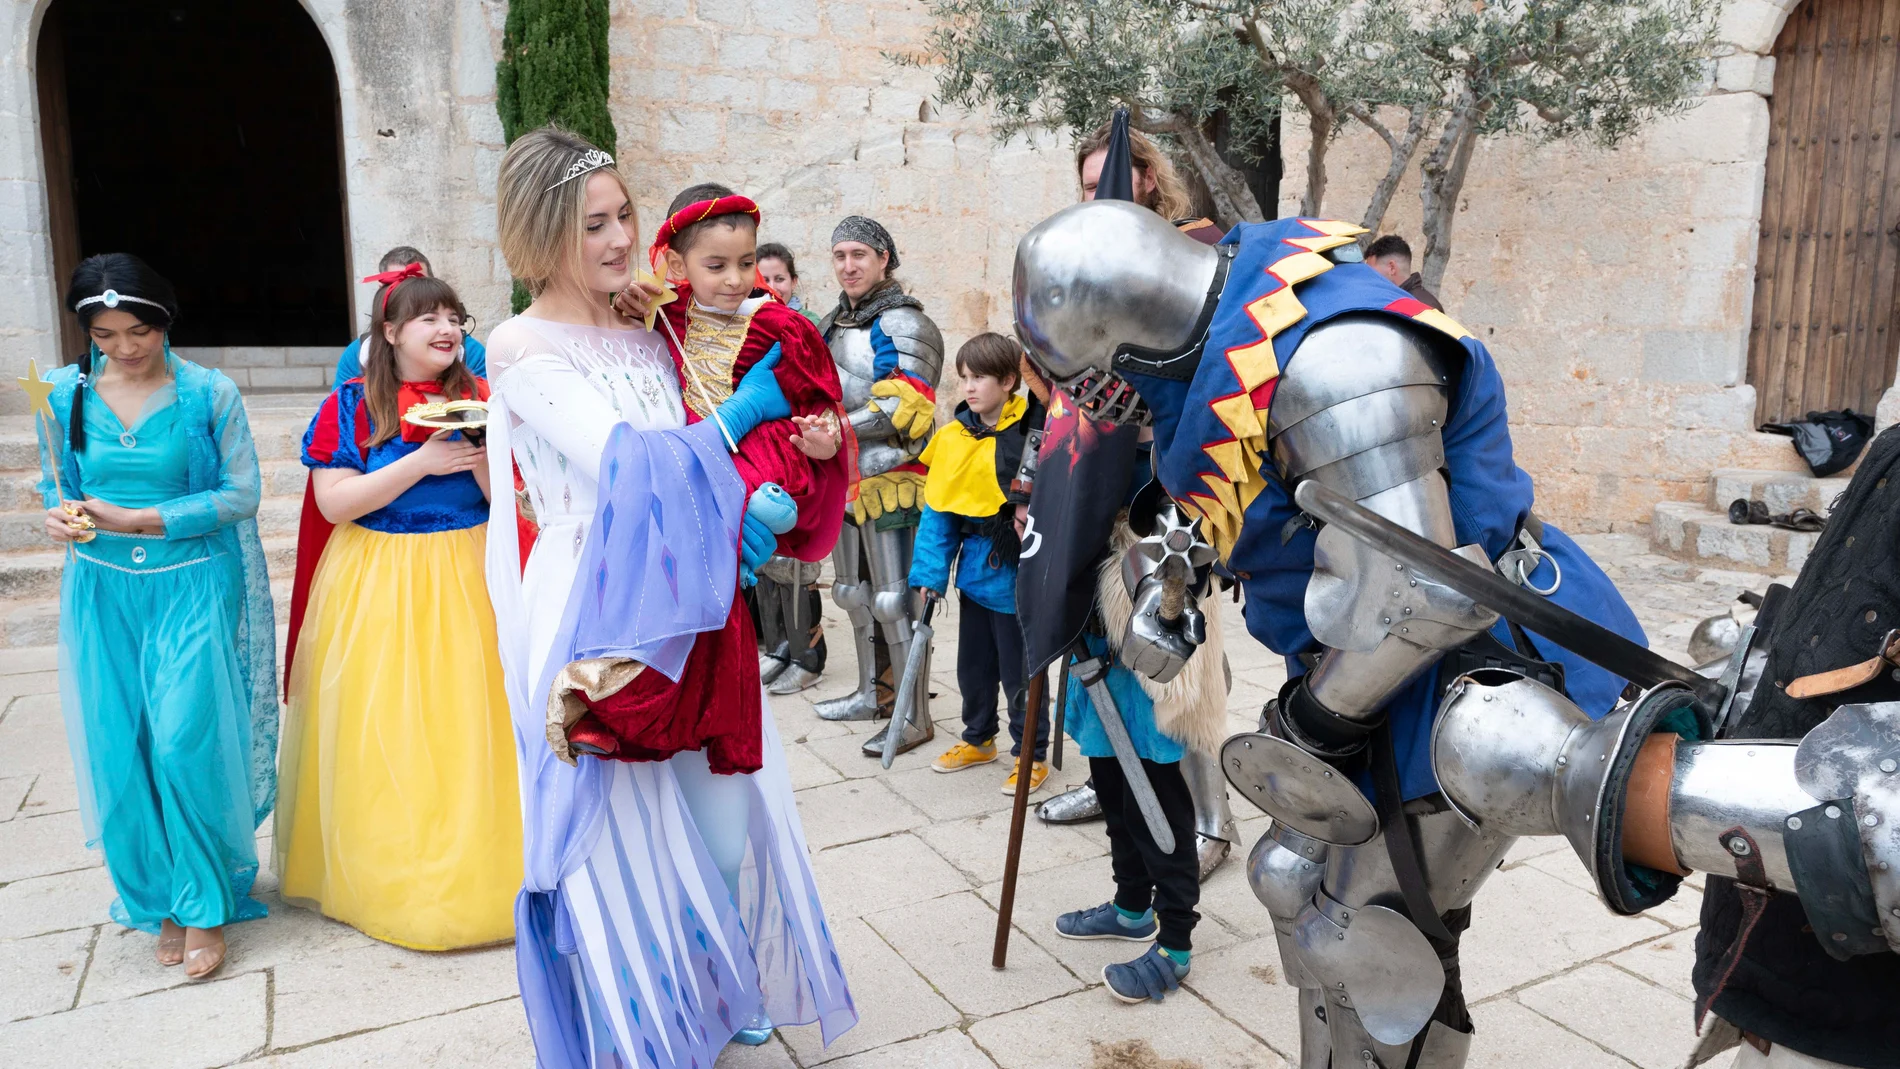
[
  {"xmin": 933, "ymin": 740, "xmax": 998, "ymax": 773},
  {"xmin": 1001, "ymin": 761, "xmax": 1050, "ymax": 796}
]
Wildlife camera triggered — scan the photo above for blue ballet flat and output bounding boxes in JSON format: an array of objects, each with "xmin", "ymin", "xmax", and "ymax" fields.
[
  {"xmin": 732, "ymin": 1025, "xmax": 774, "ymax": 1046},
  {"xmin": 732, "ymin": 1013, "xmax": 774, "ymax": 1046}
]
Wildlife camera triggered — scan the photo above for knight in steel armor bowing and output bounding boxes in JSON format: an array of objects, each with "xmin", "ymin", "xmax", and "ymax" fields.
[
  {"xmin": 1011, "ymin": 201, "xmax": 1649, "ymax": 1066},
  {"xmin": 813, "ymin": 217, "xmax": 947, "ymax": 758}
]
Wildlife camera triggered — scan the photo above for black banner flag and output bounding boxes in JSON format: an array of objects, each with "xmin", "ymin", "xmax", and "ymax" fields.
[{"xmin": 1015, "ymin": 390, "xmax": 1142, "ymax": 675}]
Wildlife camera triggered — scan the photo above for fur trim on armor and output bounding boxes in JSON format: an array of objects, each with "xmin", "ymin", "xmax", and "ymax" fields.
[{"xmin": 1094, "ymin": 518, "xmax": 1228, "ymax": 757}]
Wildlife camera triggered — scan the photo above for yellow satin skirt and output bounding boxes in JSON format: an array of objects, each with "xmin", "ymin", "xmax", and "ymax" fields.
[{"xmin": 275, "ymin": 521, "xmax": 522, "ymax": 950}]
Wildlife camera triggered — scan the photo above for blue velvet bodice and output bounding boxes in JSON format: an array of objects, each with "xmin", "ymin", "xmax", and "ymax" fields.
[{"xmin": 301, "ymin": 380, "xmax": 487, "ymax": 534}]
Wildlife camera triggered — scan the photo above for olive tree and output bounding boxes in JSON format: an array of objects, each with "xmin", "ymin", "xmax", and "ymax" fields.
[{"xmin": 912, "ymin": 0, "xmax": 1716, "ymax": 283}]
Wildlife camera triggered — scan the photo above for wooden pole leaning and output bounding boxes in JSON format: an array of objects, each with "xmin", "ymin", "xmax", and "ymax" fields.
[{"xmin": 991, "ymin": 666, "xmax": 1047, "ymax": 969}]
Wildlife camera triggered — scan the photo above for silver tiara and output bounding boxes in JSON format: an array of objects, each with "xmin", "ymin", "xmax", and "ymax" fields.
[
  {"xmin": 546, "ymin": 149, "xmax": 615, "ymax": 192},
  {"xmin": 74, "ymin": 289, "xmax": 169, "ymax": 313}
]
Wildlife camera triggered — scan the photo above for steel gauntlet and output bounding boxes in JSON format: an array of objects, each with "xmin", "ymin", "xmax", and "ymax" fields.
[{"xmin": 1118, "ymin": 501, "xmax": 1219, "ymax": 684}]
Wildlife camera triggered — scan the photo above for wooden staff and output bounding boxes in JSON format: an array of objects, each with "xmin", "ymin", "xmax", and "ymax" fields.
[{"xmin": 991, "ymin": 666, "xmax": 1047, "ymax": 969}]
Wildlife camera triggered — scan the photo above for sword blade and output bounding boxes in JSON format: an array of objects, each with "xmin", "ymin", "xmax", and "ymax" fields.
[
  {"xmin": 1072, "ymin": 645, "xmax": 1178, "ymax": 854},
  {"xmin": 1050, "ymin": 660, "xmax": 1070, "ymax": 771},
  {"xmin": 1292, "ymin": 480, "xmax": 1721, "ymax": 704},
  {"xmin": 883, "ymin": 597, "xmax": 939, "ymax": 768}
]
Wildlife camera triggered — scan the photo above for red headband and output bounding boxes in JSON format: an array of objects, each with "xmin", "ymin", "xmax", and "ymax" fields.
[
  {"xmin": 363, "ymin": 261, "xmax": 426, "ymax": 317},
  {"xmin": 647, "ymin": 195, "xmax": 761, "ymax": 272}
]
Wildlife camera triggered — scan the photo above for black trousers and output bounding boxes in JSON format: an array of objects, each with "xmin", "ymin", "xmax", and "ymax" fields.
[
  {"xmin": 1091, "ymin": 755, "xmax": 1199, "ymax": 951},
  {"xmin": 957, "ymin": 596, "xmax": 1049, "ymax": 760}
]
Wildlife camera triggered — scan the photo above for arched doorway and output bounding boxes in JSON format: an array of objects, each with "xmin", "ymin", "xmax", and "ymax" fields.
[
  {"xmin": 1747, "ymin": 0, "xmax": 1900, "ymax": 425},
  {"xmin": 36, "ymin": 0, "xmax": 350, "ymax": 361}
]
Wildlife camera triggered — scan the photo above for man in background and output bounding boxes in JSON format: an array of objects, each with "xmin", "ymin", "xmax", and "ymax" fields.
[
  {"xmin": 1365, "ymin": 234, "xmax": 1446, "ymax": 311},
  {"xmin": 333, "ymin": 246, "xmax": 487, "ymax": 384}
]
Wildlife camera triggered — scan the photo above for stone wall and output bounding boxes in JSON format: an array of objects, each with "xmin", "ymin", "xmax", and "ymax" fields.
[
  {"xmin": 0, "ymin": 0, "xmax": 513, "ymax": 407},
  {"xmin": 0, "ymin": 0, "xmax": 1077, "ymax": 413},
  {"xmin": 609, "ymin": 0, "xmax": 1080, "ymax": 394},
  {"xmin": 3, "ymin": 0, "xmax": 1836, "ymax": 530},
  {"xmin": 1276, "ymin": 0, "xmax": 1816, "ymax": 532}
]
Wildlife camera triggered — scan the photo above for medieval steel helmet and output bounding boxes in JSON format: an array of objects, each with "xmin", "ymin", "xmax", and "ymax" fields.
[{"xmin": 1012, "ymin": 200, "xmax": 1223, "ymax": 387}]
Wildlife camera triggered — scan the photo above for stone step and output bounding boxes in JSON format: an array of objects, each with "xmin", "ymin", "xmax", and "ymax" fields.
[
  {"xmin": 1650, "ymin": 500, "xmax": 1819, "ymax": 574},
  {"xmin": 1709, "ymin": 468, "xmax": 1850, "ymax": 515},
  {"xmin": 0, "ymin": 536, "xmax": 297, "ymax": 601},
  {"xmin": 0, "ymin": 596, "xmax": 60, "ymax": 649},
  {"xmin": 1724, "ymin": 431, "xmax": 1823, "ymax": 474},
  {"xmin": 0, "ymin": 457, "xmax": 310, "ymax": 512},
  {"xmin": 0, "ymin": 496, "xmax": 304, "ymax": 554},
  {"xmin": 0, "ymin": 578, "xmax": 294, "ymax": 650}
]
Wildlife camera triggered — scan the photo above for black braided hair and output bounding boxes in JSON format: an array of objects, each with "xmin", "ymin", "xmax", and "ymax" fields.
[{"xmin": 62, "ymin": 254, "xmax": 179, "ymax": 451}]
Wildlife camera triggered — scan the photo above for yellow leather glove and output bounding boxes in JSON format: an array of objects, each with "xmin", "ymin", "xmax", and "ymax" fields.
[
  {"xmin": 853, "ymin": 469, "xmax": 927, "ymax": 523},
  {"xmin": 869, "ymin": 378, "xmax": 937, "ymax": 440}
]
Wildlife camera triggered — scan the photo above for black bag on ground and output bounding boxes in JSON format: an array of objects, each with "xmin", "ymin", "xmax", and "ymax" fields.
[{"xmin": 1759, "ymin": 408, "xmax": 1875, "ymax": 477}]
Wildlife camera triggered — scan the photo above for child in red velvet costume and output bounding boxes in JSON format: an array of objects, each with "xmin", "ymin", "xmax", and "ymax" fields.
[{"xmin": 562, "ymin": 184, "xmax": 849, "ymax": 760}]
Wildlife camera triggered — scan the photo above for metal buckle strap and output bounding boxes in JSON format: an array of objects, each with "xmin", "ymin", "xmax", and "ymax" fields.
[
  {"xmin": 1371, "ymin": 721, "xmax": 1456, "ymax": 943},
  {"xmin": 1496, "ymin": 512, "xmax": 1561, "ymax": 596}
]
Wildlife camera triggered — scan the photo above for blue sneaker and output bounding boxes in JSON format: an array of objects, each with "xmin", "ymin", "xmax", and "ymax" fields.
[
  {"xmin": 1103, "ymin": 944, "xmax": 1189, "ymax": 1003},
  {"xmin": 1054, "ymin": 901, "xmax": 1157, "ymax": 942}
]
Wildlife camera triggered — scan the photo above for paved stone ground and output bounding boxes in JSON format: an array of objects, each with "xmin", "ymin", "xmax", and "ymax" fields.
[{"xmin": 0, "ymin": 534, "xmax": 1772, "ymax": 1069}]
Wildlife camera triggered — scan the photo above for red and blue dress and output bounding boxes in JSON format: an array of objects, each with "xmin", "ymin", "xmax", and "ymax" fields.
[{"xmin": 273, "ymin": 377, "xmax": 523, "ymax": 951}]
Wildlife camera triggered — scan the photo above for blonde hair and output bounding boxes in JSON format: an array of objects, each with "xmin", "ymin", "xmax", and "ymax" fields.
[
  {"xmin": 496, "ymin": 126, "xmax": 637, "ymax": 298},
  {"xmin": 1074, "ymin": 123, "xmax": 1194, "ymax": 221}
]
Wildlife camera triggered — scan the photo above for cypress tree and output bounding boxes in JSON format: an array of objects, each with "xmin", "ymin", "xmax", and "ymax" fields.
[{"xmin": 496, "ymin": 0, "xmax": 618, "ymax": 310}]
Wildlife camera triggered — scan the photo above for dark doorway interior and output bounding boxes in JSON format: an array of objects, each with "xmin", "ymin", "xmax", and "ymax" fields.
[{"xmin": 45, "ymin": 0, "xmax": 350, "ymax": 348}]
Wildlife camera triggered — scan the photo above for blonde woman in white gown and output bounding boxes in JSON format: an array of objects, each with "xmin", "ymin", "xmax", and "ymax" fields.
[{"xmin": 483, "ymin": 126, "xmax": 856, "ymax": 1068}]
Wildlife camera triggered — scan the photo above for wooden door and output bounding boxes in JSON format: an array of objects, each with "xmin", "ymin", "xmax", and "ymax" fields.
[
  {"xmin": 34, "ymin": 12, "xmax": 83, "ymax": 363},
  {"xmin": 1748, "ymin": 0, "xmax": 1900, "ymax": 425}
]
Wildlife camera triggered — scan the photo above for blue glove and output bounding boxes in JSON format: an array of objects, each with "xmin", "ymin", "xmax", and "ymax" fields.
[
  {"xmin": 739, "ymin": 483, "xmax": 798, "ymax": 588},
  {"xmin": 712, "ymin": 343, "xmax": 791, "ymax": 449}
]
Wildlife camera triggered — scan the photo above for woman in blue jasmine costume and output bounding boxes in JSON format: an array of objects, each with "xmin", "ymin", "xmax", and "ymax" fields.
[{"xmin": 36, "ymin": 253, "xmax": 278, "ymax": 980}]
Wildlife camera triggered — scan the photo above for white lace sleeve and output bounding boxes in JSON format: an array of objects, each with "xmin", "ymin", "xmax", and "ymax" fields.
[{"xmin": 487, "ymin": 318, "xmax": 627, "ymax": 484}]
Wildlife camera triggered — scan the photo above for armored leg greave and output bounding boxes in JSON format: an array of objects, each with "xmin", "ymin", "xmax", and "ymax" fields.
[
  {"xmin": 768, "ymin": 581, "xmax": 826, "ymax": 695},
  {"xmin": 1250, "ymin": 811, "xmax": 1508, "ymax": 1068},
  {"xmin": 816, "ymin": 522, "xmax": 883, "ymax": 722},
  {"xmin": 1182, "ymin": 748, "xmax": 1239, "ymax": 880},
  {"xmin": 860, "ymin": 521, "xmax": 933, "ymax": 757},
  {"xmin": 756, "ymin": 576, "xmax": 791, "ymax": 684}
]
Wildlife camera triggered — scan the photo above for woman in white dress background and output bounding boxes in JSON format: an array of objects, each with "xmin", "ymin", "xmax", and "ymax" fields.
[{"xmin": 482, "ymin": 126, "xmax": 856, "ymax": 1068}]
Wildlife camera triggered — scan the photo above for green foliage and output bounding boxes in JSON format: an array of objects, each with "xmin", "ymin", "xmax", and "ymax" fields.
[
  {"xmin": 912, "ymin": 0, "xmax": 1718, "ymax": 274},
  {"xmin": 496, "ymin": 0, "xmax": 616, "ymax": 151},
  {"xmin": 496, "ymin": 0, "xmax": 617, "ymax": 312},
  {"xmin": 914, "ymin": 1, "xmax": 1276, "ymax": 160},
  {"xmin": 1416, "ymin": 0, "xmax": 1719, "ymax": 149}
]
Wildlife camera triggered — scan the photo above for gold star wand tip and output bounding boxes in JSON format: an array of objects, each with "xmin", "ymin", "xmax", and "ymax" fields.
[
  {"xmin": 15, "ymin": 359, "xmax": 55, "ymax": 422},
  {"xmin": 633, "ymin": 262, "xmax": 678, "ymax": 332}
]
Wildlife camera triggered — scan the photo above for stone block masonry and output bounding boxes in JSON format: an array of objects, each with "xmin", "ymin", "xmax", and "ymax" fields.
[{"xmin": 610, "ymin": 0, "xmax": 1081, "ymax": 423}]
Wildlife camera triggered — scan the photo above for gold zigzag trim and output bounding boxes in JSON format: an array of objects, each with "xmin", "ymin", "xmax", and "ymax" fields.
[{"xmin": 1191, "ymin": 220, "xmax": 1365, "ymax": 558}]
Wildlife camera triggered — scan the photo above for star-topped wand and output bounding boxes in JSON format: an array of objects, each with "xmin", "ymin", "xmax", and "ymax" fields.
[{"xmin": 15, "ymin": 360, "xmax": 95, "ymax": 543}]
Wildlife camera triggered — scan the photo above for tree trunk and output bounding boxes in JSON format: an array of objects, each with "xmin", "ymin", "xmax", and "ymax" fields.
[
  {"xmin": 1283, "ymin": 72, "xmax": 1335, "ymax": 218},
  {"xmin": 1133, "ymin": 109, "xmax": 1265, "ymax": 224},
  {"xmin": 1358, "ymin": 105, "xmax": 1429, "ymax": 241},
  {"xmin": 1242, "ymin": 21, "xmax": 1331, "ymax": 219},
  {"xmin": 1418, "ymin": 96, "xmax": 1487, "ymax": 291}
]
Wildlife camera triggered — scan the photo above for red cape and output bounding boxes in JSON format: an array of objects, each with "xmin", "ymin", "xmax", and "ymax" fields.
[
  {"xmin": 566, "ymin": 293, "xmax": 851, "ymax": 773},
  {"xmin": 658, "ymin": 288, "xmax": 852, "ymax": 562}
]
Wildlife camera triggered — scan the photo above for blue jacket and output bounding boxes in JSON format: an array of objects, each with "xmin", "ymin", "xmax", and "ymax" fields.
[
  {"xmin": 906, "ymin": 396, "xmax": 1039, "ymax": 614},
  {"xmin": 909, "ymin": 505, "xmax": 1017, "ymax": 613},
  {"xmin": 334, "ymin": 333, "xmax": 486, "ymax": 385}
]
